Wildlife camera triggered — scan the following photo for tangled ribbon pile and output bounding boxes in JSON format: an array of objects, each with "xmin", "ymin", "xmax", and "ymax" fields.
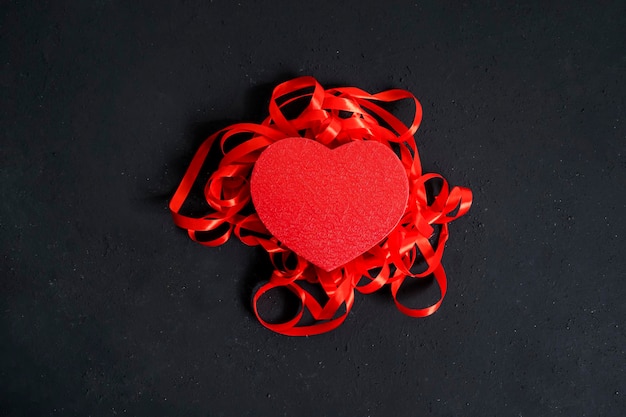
[{"xmin": 170, "ymin": 76, "xmax": 472, "ymax": 336}]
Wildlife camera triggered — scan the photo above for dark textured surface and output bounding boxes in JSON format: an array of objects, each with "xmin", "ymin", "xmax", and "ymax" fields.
[{"xmin": 1, "ymin": 1, "xmax": 625, "ymax": 416}]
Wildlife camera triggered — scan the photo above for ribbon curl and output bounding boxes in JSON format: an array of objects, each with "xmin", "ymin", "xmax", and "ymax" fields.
[{"xmin": 170, "ymin": 76, "xmax": 472, "ymax": 336}]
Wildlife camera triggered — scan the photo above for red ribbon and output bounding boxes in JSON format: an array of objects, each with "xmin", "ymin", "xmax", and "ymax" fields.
[{"xmin": 170, "ymin": 76, "xmax": 472, "ymax": 336}]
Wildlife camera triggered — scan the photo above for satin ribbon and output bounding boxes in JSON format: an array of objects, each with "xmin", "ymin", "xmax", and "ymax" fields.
[{"xmin": 170, "ymin": 76, "xmax": 472, "ymax": 336}]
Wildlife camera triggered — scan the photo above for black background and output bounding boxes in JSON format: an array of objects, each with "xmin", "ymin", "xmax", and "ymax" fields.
[{"xmin": 2, "ymin": 1, "xmax": 625, "ymax": 416}]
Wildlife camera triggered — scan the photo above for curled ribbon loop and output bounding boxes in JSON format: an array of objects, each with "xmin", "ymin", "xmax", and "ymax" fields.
[{"xmin": 170, "ymin": 76, "xmax": 472, "ymax": 336}]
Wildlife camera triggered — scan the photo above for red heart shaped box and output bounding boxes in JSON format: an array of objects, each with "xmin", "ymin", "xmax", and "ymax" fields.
[{"xmin": 250, "ymin": 138, "xmax": 409, "ymax": 271}]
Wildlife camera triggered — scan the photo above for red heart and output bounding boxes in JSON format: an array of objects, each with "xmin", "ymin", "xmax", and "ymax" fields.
[{"xmin": 250, "ymin": 138, "xmax": 409, "ymax": 271}]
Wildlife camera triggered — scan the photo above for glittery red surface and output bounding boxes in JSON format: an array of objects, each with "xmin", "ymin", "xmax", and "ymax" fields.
[{"xmin": 251, "ymin": 138, "xmax": 409, "ymax": 271}]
